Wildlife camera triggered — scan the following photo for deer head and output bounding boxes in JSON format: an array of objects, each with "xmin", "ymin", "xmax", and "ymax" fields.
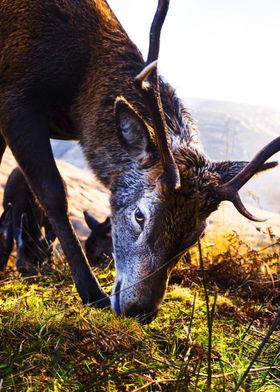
[
  {"xmin": 108, "ymin": 0, "xmax": 280, "ymax": 323},
  {"xmin": 83, "ymin": 211, "xmax": 113, "ymax": 266}
]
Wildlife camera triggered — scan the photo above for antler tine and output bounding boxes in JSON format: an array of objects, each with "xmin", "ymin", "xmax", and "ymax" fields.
[
  {"xmin": 135, "ymin": 0, "xmax": 180, "ymax": 189},
  {"xmin": 216, "ymin": 136, "xmax": 280, "ymax": 221},
  {"xmin": 226, "ymin": 193, "xmax": 266, "ymax": 222}
]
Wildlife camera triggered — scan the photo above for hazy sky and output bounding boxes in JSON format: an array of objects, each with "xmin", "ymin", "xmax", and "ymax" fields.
[{"xmin": 108, "ymin": 0, "xmax": 280, "ymax": 108}]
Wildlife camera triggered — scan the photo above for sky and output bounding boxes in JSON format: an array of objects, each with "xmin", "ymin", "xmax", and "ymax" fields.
[{"xmin": 108, "ymin": 0, "xmax": 280, "ymax": 109}]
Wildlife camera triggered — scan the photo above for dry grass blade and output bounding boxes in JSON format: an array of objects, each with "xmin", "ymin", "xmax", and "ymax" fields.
[
  {"xmin": 174, "ymin": 293, "xmax": 197, "ymax": 391},
  {"xmin": 233, "ymin": 308, "xmax": 280, "ymax": 391},
  {"xmin": 198, "ymin": 238, "xmax": 217, "ymax": 392}
]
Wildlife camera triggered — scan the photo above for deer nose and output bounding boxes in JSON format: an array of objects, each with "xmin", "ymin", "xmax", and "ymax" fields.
[{"xmin": 125, "ymin": 304, "xmax": 158, "ymax": 324}]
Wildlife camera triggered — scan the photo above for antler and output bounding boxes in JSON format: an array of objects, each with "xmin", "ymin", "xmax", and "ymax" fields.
[
  {"xmin": 134, "ymin": 0, "xmax": 181, "ymax": 190},
  {"xmin": 215, "ymin": 136, "xmax": 280, "ymax": 221},
  {"xmin": 147, "ymin": 0, "xmax": 170, "ymax": 65}
]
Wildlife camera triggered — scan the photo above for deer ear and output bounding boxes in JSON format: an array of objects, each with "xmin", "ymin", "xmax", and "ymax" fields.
[
  {"xmin": 115, "ymin": 96, "xmax": 156, "ymax": 165},
  {"xmin": 0, "ymin": 205, "xmax": 13, "ymax": 252},
  {"xmin": 83, "ymin": 210, "xmax": 99, "ymax": 232},
  {"xmin": 102, "ymin": 217, "xmax": 111, "ymax": 237},
  {"xmin": 0, "ymin": 204, "xmax": 12, "ymax": 229},
  {"xmin": 213, "ymin": 160, "xmax": 277, "ymax": 184}
]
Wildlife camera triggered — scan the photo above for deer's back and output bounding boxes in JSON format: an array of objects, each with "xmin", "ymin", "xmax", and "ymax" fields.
[
  {"xmin": 0, "ymin": 0, "xmax": 123, "ymax": 112},
  {"xmin": 0, "ymin": 1, "xmax": 189, "ymax": 187}
]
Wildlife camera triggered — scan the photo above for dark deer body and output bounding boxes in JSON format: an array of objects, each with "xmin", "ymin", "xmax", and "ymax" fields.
[
  {"xmin": 0, "ymin": 0, "xmax": 279, "ymax": 322},
  {"xmin": 0, "ymin": 204, "xmax": 13, "ymax": 272},
  {"xmin": 2, "ymin": 167, "xmax": 55, "ymax": 275}
]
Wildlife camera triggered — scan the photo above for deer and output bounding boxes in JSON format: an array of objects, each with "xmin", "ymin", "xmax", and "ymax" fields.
[
  {"xmin": 1, "ymin": 167, "xmax": 56, "ymax": 275},
  {"xmin": 0, "ymin": 0, "xmax": 279, "ymax": 323},
  {"xmin": 83, "ymin": 211, "xmax": 113, "ymax": 266},
  {"xmin": 0, "ymin": 168, "xmax": 112, "ymax": 275}
]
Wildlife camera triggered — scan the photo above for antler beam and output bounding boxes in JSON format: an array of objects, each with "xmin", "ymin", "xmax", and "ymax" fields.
[
  {"xmin": 147, "ymin": 0, "xmax": 170, "ymax": 65},
  {"xmin": 135, "ymin": 0, "xmax": 180, "ymax": 189},
  {"xmin": 135, "ymin": 63, "xmax": 180, "ymax": 189},
  {"xmin": 216, "ymin": 136, "xmax": 280, "ymax": 221}
]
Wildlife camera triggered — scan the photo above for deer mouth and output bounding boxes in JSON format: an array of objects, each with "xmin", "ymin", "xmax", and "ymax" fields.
[{"xmin": 111, "ymin": 274, "xmax": 159, "ymax": 324}]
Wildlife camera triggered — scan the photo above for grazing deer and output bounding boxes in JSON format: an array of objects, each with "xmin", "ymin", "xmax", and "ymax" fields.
[
  {"xmin": 0, "ymin": 0, "xmax": 279, "ymax": 322},
  {"xmin": 83, "ymin": 211, "xmax": 113, "ymax": 266},
  {"xmin": 2, "ymin": 167, "xmax": 55, "ymax": 275}
]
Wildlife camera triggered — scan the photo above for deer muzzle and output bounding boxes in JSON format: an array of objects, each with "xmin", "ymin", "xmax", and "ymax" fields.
[{"xmin": 111, "ymin": 268, "xmax": 168, "ymax": 324}]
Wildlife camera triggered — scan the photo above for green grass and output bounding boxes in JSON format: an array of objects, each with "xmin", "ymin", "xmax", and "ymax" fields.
[{"xmin": 0, "ymin": 231, "xmax": 279, "ymax": 391}]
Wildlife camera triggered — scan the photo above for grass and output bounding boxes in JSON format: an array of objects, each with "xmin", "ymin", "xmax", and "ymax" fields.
[{"xmin": 0, "ymin": 230, "xmax": 279, "ymax": 391}]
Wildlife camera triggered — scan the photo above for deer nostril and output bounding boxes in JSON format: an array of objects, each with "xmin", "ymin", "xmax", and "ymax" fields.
[{"xmin": 125, "ymin": 304, "xmax": 157, "ymax": 324}]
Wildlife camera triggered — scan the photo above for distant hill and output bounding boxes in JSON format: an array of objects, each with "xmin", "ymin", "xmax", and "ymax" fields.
[
  {"xmin": 50, "ymin": 98, "xmax": 279, "ymax": 213},
  {"xmin": 187, "ymin": 98, "xmax": 280, "ymax": 159},
  {"xmin": 187, "ymin": 98, "xmax": 280, "ymax": 214},
  {"xmin": 51, "ymin": 140, "xmax": 89, "ymax": 170}
]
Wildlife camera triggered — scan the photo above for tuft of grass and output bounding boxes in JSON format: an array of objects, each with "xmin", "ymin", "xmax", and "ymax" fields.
[{"xmin": 0, "ymin": 230, "xmax": 279, "ymax": 391}]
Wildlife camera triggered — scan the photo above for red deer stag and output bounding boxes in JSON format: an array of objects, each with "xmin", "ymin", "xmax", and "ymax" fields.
[{"xmin": 0, "ymin": 0, "xmax": 279, "ymax": 323}]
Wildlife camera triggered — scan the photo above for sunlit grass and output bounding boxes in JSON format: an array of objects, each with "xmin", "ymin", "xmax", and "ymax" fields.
[{"xmin": 0, "ymin": 229, "xmax": 279, "ymax": 391}]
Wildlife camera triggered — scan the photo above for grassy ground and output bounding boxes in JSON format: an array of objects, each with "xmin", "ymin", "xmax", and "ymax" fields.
[{"xmin": 0, "ymin": 231, "xmax": 279, "ymax": 391}]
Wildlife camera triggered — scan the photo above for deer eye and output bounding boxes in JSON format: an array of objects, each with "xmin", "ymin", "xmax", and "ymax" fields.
[{"xmin": 134, "ymin": 208, "xmax": 145, "ymax": 228}]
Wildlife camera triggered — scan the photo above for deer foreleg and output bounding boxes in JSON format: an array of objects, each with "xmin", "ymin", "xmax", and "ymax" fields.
[{"xmin": 2, "ymin": 107, "xmax": 109, "ymax": 307}]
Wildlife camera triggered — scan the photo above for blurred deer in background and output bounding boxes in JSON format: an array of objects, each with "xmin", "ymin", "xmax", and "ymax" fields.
[
  {"xmin": 1, "ymin": 168, "xmax": 55, "ymax": 275},
  {"xmin": 0, "ymin": 0, "xmax": 279, "ymax": 322},
  {"xmin": 83, "ymin": 211, "xmax": 113, "ymax": 267},
  {"xmin": 0, "ymin": 168, "xmax": 113, "ymax": 275}
]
